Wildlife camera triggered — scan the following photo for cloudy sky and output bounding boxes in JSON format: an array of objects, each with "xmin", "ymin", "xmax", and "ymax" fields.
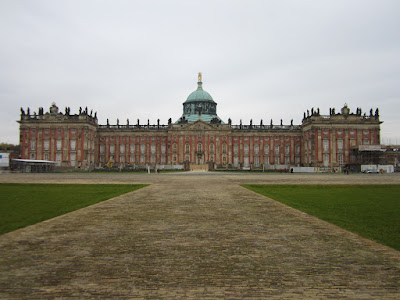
[{"xmin": 1, "ymin": 0, "xmax": 399, "ymax": 144}]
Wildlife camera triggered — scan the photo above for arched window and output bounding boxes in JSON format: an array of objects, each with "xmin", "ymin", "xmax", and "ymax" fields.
[
  {"xmin": 197, "ymin": 143, "xmax": 202, "ymax": 152},
  {"xmin": 185, "ymin": 143, "xmax": 190, "ymax": 153}
]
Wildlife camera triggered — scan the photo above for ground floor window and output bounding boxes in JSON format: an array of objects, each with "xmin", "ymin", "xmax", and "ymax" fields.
[
  {"xmin": 324, "ymin": 153, "xmax": 329, "ymax": 167},
  {"xmin": 56, "ymin": 153, "xmax": 61, "ymax": 166},
  {"xmin": 254, "ymin": 156, "xmax": 259, "ymax": 167},
  {"xmin": 244, "ymin": 157, "xmax": 249, "ymax": 168},
  {"xmin": 338, "ymin": 154, "xmax": 343, "ymax": 166},
  {"xmin": 70, "ymin": 153, "xmax": 76, "ymax": 167}
]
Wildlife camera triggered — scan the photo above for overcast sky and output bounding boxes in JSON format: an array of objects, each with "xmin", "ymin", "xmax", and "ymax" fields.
[{"xmin": 1, "ymin": 0, "xmax": 399, "ymax": 145}]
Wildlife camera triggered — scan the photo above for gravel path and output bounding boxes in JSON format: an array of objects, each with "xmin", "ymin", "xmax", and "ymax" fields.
[{"xmin": 0, "ymin": 172, "xmax": 399, "ymax": 298}]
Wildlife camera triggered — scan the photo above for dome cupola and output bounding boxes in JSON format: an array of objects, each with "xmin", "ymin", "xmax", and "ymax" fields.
[{"xmin": 176, "ymin": 73, "xmax": 223, "ymax": 124}]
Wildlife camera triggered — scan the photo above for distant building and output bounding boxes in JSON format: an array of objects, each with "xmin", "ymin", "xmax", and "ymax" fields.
[{"xmin": 18, "ymin": 74, "xmax": 382, "ymax": 171}]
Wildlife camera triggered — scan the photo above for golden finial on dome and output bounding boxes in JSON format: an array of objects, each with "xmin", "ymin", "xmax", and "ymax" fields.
[{"xmin": 198, "ymin": 72, "xmax": 202, "ymax": 82}]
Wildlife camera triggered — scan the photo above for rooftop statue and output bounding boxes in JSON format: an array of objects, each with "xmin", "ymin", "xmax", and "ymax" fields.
[{"xmin": 198, "ymin": 72, "xmax": 202, "ymax": 82}]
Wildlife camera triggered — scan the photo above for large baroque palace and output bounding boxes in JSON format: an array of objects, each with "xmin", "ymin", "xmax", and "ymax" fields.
[{"xmin": 18, "ymin": 73, "xmax": 382, "ymax": 170}]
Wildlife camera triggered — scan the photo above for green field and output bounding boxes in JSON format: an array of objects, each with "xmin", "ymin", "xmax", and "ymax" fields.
[
  {"xmin": 0, "ymin": 183, "xmax": 147, "ymax": 234},
  {"xmin": 243, "ymin": 184, "xmax": 400, "ymax": 251}
]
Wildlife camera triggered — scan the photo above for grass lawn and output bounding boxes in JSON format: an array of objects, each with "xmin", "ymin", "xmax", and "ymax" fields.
[
  {"xmin": 243, "ymin": 184, "xmax": 400, "ymax": 251},
  {"xmin": 0, "ymin": 183, "xmax": 147, "ymax": 235}
]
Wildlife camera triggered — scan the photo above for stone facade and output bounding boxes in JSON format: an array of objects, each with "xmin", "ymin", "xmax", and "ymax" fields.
[{"xmin": 18, "ymin": 78, "xmax": 382, "ymax": 170}]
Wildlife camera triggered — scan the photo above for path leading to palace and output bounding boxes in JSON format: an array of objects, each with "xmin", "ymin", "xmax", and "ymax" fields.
[{"xmin": 0, "ymin": 173, "xmax": 399, "ymax": 298}]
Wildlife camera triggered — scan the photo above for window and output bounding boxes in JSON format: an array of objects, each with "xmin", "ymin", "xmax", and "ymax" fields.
[
  {"xmin": 173, "ymin": 143, "xmax": 177, "ymax": 152},
  {"xmin": 364, "ymin": 139, "xmax": 370, "ymax": 145},
  {"xmin": 44, "ymin": 140, "xmax": 49, "ymax": 151},
  {"xmin": 56, "ymin": 140, "xmax": 62, "ymax": 151},
  {"xmin": 130, "ymin": 155, "xmax": 135, "ymax": 163},
  {"xmin": 130, "ymin": 144, "xmax": 135, "ymax": 154},
  {"xmin": 120, "ymin": 144, "xmax": 125, "ymax": 154},
  {"xmin": 244, "ymin": 144, "xmax": 249, "ymax": 155},
  {"xmin": 338, "ymin": 154, "xmax": 343, "ymax": 165},
  {"xmin": 185, "ymin": 143, "xmax": 190, "ymax": 153},
  {"xmin": 323, "ymin": 139, "xmax": 329, "ymax": 152},
  {"xmin": 275, "ymin": 145, "xmax": 279, "ymax": 155},
  {"xmin": 254, "ymin": 144, "xmax": 259, "ymax": 155},
  {"xmin": 210, "ymin": 143, "xmax": 214, "ymax": 153},
  {"xmin": 44, "ymin": 153, "xmax": 49, "ymax": 160},
  {"xmin": 110, "ymin": 144, "xmax": 115, "ymax": 154},
  {"xmin": 100, "ymin": 144, "xmax": 105, "ymax": 154},
  {"xmin": 233, "ymin": 144, "xmax": 238, "ymax": 155},
  {"xmin": 285, "ymin": 145, "xmax": 290, "ymax": 155},
  {"xmin": 337, "ymin": 140, "xmax": 343, "ymax": 151},
  {"xmin": 151, "ymin": 144, "xmax": 155, "ymax": 154},
  {"xmin": 197, "ymin": 143, "xmax": 202, "ymax": 152},
  {"xmin": 140, "ymin": 156, "xmax": 145, "ymax": 163},
  {"xmin": 295, "ymin": 156, "xmax": 300, "ymax": 164},
  {"xmin": 234, "ymin": 157, "xmax": 239, "ymax": 167},
  {"xmin": 141, "ymin": 144, "xmax": 146, "ymax": 154},
  {"xmin": 161, "ymin": 144, "xmax": 166, "ymax": 154},
  {"xmin": 70, "ymin": 140, "xmax": 76, "ymax": 150},
  {"xmin": 265, "ymin": 156, "xmax": 269, "ymax": 165},
  {"xmin": 161, "ymin": 155, "xmax": 166, "ymax": 163},
  {"xmin": 254, "ymin": 156, "xmax": 259, "ymax": 167},
  {"xmin": 323, "ymin": 153, "xmax": 329, "ymax": 167},
  {"xmin": 264, "ymin": 145, "xmax": 269, "ymax": 154},
  {"xmin": 295, "ymin": 145, "xmax": 300, "ymax": 154},
  {"xmin": 222, "ymin": 143, "xmax": 227, "ymax": 154},
  {"xmin": 56, "ymin": 153, "xmax": 61, "ymax": 162},
  {"xmin": 70, "ymin": 153, "xmax": 76, "ymax": 167},
  {"xmin": 244, "ymin": 157, "xmax": 249, "ymax": 167},
  {"xmin": 285, "ymin": 156, "xmax": 290, "ymax": 165},
  {"xmin": 71, "ymin": 129, "xmax": 76, "ymax": 135},
  {"xmin": 275, "ymin": 156, "xmax": 280, "ymax": 165},
  {"xmin": 30, "ymin": 140, "xmax": 36, "ymax": 151}
]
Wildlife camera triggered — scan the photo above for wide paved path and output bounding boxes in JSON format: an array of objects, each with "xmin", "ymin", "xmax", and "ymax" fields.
[{"xmin": 0, "ymin": 173, "xmax": 399, "ymax": 298}]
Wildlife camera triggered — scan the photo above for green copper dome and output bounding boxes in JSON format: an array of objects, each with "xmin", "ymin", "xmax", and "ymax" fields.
[
  {"xmin": 184, "ymin": 82, "xmax": 215, "ymax": 103},
  {"xmin": 176, "ymin": 73, "xmax": 224, "ymax": 124}
]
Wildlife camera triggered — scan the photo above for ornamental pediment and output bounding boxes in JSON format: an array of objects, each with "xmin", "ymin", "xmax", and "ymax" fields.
[{"xmin": 179, "ymin": 120, "xmax": 216, "ymax": 130}]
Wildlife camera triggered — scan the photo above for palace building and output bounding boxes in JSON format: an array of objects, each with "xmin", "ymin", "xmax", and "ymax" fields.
[{"xmin": 18, "ymin": 73, "xmax": 382, "ymax": 171}]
